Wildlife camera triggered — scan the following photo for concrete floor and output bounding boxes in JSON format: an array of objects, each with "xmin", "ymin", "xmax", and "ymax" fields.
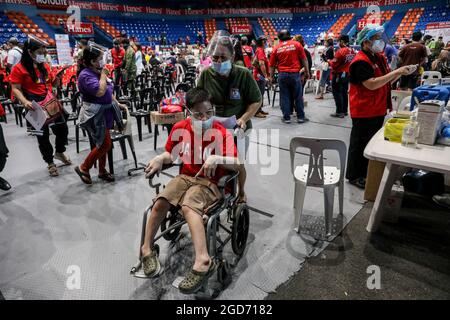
[
  {"xmin": 0, "ymin": 89, "xmax": 449, "ymax": 299},
  {"xmin": 269, "ymin": 194, "xmax": 450, "ymax": 300}
]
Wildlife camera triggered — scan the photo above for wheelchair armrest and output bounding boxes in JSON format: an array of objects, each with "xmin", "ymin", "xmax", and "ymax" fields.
[
  {"xmin": 216, "ymin": 171, "xmax": 239, "ymax": 198},
  {"xmin": 148, "ymin": 163, "xmax": 180, "ymax": 189}
]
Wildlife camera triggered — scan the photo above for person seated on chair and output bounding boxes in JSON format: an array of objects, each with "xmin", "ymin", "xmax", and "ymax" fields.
[{"xmin": 142, "ymin": 88, "xmax": 240, "ymax": 294}]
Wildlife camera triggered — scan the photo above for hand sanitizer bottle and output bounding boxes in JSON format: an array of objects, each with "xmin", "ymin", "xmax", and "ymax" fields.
[{"xmin": 401, "ymin": 114, "xmax": 420, "ymax": 148}]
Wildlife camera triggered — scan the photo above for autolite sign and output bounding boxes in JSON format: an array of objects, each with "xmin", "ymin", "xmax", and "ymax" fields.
[
  {"xmin": 66, "ymin": 22, "xmax": 94, "ymax": 35},
  {"xmin": 231, "ymin": 25, "xmax": 252, "ymax": 35},
  {"xmin": 35, "ymin": 0, "xmax": 69, "ymax": 10}
]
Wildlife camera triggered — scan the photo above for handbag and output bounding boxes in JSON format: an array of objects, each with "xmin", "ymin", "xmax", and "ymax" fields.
[{"xmin": 38, "ymin": 89, "xmax": 63, "ymax": 125}]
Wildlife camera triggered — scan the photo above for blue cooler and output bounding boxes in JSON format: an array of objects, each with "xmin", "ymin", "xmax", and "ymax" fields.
[{"xmin": 410, "ymin": 85, "xmax": 450, "ymax": 110}]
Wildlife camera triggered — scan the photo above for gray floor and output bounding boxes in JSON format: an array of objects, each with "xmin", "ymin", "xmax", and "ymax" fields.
[
  {"xmin": 269, "ymin": 194, "xmax": 450, "ymax": 300},
  {"xmin": 0, "ymin": 90, "xmax": 442, "ymax": 300}
]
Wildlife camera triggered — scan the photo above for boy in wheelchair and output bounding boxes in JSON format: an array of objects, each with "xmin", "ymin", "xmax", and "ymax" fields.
[{"xmin": 142, "ymin": 88, "xmax": 240, "ymax": 294}]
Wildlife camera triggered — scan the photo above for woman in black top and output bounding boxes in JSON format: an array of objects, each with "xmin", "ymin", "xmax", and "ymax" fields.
[{"xmin": 316, "ymin": 38, "xmax": 334, "ymax": 99}]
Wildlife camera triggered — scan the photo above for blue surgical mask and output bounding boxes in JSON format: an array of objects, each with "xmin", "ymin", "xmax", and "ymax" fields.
[
  {"xmin": 192, "ymin": 117, "xmax": 214, "ymax": 133},
  {"xmin": 212, "ymin": 60, "xmax": 232, "ymax": 76},
  {"xmin": 371, "ymin": 39, "xmax": 385, "ymax": 53}
]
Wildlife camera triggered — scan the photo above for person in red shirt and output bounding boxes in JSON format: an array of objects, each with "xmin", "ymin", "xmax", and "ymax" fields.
[
  {"xmin": 142, "ymin": 88, "xmax": 240, "ymax": 294},
  {"xmin": 10, "ymin": 37, "xmax": 71, "ymax": 177},
  {"xmin": 329, "ymin": 35, "xmax": 355, "ymax": 118},
  {"xmin": 241, "ymin": 36, "xmax": 254, "ymax": 69},
  {"xmin": 269, "ymin": 29, "xmax": 310, "ymax": 123},
  {"xmin": 110, "ymin": 38, "xmax": 125, "ymax": 88},
  {"xmin": 253, "ymin": 35, "xmax": 270, "ymax": 118}
]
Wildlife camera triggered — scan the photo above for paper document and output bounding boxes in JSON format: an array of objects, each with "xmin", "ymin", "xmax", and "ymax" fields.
[{"xmin": 25, "ymin": 101, "xmax": 47, "ymax": 130}]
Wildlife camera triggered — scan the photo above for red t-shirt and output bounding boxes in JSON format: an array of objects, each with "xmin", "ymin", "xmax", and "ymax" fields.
[
  {"xmin": 242, "ymin": 45, "xmax": 253, "ymax": 69},
  {"xmin": 165, "ymin": 118, "xmax": 237, "ymax": 184},
  {"xmin": 253, "ymin": 47, "xmax": 269, "ymax": 81},
  {"xmin": 269, "ymin": 40, "xmax": 306, "ymax": 73},
  {"xmin": 111, "ymin": 47, "xmax": 125, "ymax": 69},
  {"xmin": 329, "ymin": 46, "xmax": 355, "ymax": 75},
  {"xmin": 9, "ymin": 62, "xmax": 54, "ymax": 97}
]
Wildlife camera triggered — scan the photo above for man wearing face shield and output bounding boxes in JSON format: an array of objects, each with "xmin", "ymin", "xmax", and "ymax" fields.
[
  {"xmin": 345, "ymin": 26, "xmax": 416, "ymax": 189},
  {"xmin": 197, "ymin": 30, "xmax": 262, "ymax": 203},
  {"xmin": 10, "ymin": 36, "xmax": 71, "ymax": 177}
]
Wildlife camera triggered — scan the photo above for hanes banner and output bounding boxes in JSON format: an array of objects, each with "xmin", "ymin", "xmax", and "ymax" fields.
[
  {"xmin": 66, "ymin": 22, "xmax": 94, "ymax": 35},
  {"xmin": 231, "ymin": 25, "xmax": 252, "ymax": 35}
]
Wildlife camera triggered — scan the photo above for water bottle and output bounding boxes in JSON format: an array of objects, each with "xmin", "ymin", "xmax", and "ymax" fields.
[{"xmin": 401, "ymin": 114, "xmax": 420, "ymax": 148}]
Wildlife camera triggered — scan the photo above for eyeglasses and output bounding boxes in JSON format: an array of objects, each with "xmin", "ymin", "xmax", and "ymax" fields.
[
  {"xmin": 188, "ymin": 108, "xmax": 215, "ymax": 120},
  {"xmin": 211, "ymin": 55, "xmax": 229, "ymax": 62}
]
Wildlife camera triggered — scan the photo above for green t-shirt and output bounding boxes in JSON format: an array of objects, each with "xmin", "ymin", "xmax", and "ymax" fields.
[{"xmin": 197, "ymin": 64, "xmax": 262, "ymax": 130}]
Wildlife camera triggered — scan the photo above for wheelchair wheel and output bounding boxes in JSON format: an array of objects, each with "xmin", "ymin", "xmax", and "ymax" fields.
[
  {"xmin": 160, "ymin": 211, "xmax": 182, "ymax": 241},
  {"xmin": 231, "ymin": 204, "xmax": 250, "ymax": 256}
]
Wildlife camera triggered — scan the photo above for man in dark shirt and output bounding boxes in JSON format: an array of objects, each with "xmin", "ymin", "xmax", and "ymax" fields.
[{"xmin": 398, "ymin": 31, "xmax": 428, "ymax": 90}]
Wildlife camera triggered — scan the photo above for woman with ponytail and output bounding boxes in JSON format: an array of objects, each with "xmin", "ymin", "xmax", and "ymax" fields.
[{"xmin": 10, "ymin": 37, "xmax": 70, "ymax": 177}]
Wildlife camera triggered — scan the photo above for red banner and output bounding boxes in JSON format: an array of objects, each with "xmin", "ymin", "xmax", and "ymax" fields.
[
  {"xmin": 0, "ymin": 0, "xmax": 436, "ymax": 15},
  {"xmin": 231, "ymin": 25, "xmax": 252, "ymax": 35},
  {"xmin": 426, "ymin": 21, "xmax": 450, "ymax": 30},
  {"xmin": 66, "ymin": 22, "xmax": 94, "ymax": 35},
  {"xmin": 35, "ymin": 0, "xmax": 68, "ymax": 10}
]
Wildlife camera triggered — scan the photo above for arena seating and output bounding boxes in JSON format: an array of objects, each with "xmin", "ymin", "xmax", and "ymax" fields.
[
  {"xmin": 0, "ymin": 12, "xmax": 27, "ymax": 45},
  {"xmin": 327, "ymin": 13, "xmax": 354, "ymax": 39},
  {"xmin": 87, "ymin": 16, "xmax": 121, "ymax": 39},
  {"xmin": 414, "ymin": 4, "xmax": 450, "ymax": 34},
  {"xmin": 5, "ymin": 11, "xmax": 54, "ymax": 46},
  {"xmin": 394, "ymin": 8, "xmax": 423, "ymax": 41},
  {"xmin": 225, "ymin": 17, "xmax": 250, "ymax": 32},
  {"xmin": 204, "ymin": 19, "xmax": 217, "ymax": 41},
  {"xmin": 290, "ymin": 14, "xmax": 339, "ymax": 45},
  {"xmin": 39, "ymin": 13, "xmax": 69, "ymax": 28}
]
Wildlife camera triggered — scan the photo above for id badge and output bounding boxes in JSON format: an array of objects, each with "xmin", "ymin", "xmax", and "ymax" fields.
[{"xmin": 230, "ymin": 88, "xmax": 241, "ymax": 100}]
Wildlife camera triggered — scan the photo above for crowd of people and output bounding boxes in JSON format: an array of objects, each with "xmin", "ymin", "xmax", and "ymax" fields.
[{"xmin": 1, "ymin": 22, "xmax": 450, "ymax": 292}]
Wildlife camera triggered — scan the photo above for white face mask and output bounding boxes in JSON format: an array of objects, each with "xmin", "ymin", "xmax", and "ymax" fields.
[
  {"xmin": 371, "ymin": 39, "xmax": 385, "ymax": 53},
  {"xmin": 35, "ymin": 54, "xmax": 46, "ymax": 64},
  {"xmin": 191, "ymin": 116, "xmax": 214, "ymax": 135}
]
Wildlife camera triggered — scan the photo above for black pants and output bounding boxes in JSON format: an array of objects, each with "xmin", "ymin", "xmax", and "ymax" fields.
[
  {"xmin": 256, "ymin": 79, "xmax": 266, "ymax": 112},
  {"xmin": 0, "ymin": 123, "xmax": 8, "ymax": 172},
  {"xmin": 36, "ymin": 121, "xmax": 69, "ymax": 165},
  {"xmin": 332, "ymin": 74, "xmax": 349, "ymax": 114},
  {"xmin": 399, "ymin": 73, "xmax": 419, "ymax": 90},
  {"xmin": 346, "ymin": 116, "xmax": 385, "ymax": 181}
]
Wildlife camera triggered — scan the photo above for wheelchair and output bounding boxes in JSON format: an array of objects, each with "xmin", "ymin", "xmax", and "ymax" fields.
[{"xmin": 130, "ymin": 163, "xmax": 250, "ymax": 299}]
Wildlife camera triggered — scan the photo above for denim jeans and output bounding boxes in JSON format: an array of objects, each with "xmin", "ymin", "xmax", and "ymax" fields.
[
  {"xmin": 331, "ymin": 73, "xmax": 349, "ymax": 114},
  {"xmin": 278, "ymin": 72, "xmax": 305, "ymax": 120},
  {"xmin": 256, "ymin": 78, "xmax": 266, "ymax": 112}
]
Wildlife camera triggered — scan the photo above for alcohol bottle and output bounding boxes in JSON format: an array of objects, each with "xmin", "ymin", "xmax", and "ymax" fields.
[{"xmin": 401, "ymin": 114, "xmax": 420, "ymax": 148}]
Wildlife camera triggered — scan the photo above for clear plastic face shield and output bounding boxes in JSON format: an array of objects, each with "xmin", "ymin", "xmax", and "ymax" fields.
[
  {"xmin": 27, "ymin": 35, "xmax": 49, "ymax": 63},
  {"xmin": 357, "ymin": 26, "xmax": 388, "ymax": 53},
  {"xmin": 205, "ymin": 30, "xmax": 235, "ymax": 75},
  {"xmin": 87, "ymin": 41, "xmax": 107, "ymax": 69}
]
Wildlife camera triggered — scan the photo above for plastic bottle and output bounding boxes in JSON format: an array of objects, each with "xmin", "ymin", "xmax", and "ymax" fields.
[{"xmin": 401, "ymin": 114, "xmax": 420, "ymax": 148}]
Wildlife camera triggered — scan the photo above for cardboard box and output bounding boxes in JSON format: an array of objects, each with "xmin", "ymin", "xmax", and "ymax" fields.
[
  {"xmin": 364, "ymin": 160, "xmax": 386, "ymax": 202},
  {"xmin": 417, "ymin": 100, "xmax": 445, "ymax": 145},
  {"xmin": 150, "ymin": 111, "xmax": 185, "ymax": 125}
]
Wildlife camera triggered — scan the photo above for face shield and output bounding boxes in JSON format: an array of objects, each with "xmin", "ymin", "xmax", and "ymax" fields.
[
  {"xmin": 357, "ymin": 25, "xmax": 387, "ymax": 53},
  {"xmin": 87, "ymin": 41, "xmax": 107, "ymax": 55},
  {"xmin": 205, "ymin": 30, "xmax": 235, "ymax": 62}
]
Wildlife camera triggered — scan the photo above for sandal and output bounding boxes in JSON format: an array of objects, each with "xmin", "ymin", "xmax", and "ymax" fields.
[
  {"xmin": 48, "ymin": 163, "xmax": 59, "ymax": 177},
  {"xmin": 74, "ymin": 166, "xmax": 92, "ymax": 185},
  {"xmin": 178, "ymin": 260, "xmax": 216, "ymax": 294},
  {"xmin": 98, "ymin": 172, "xmax": 115, "ymax": 182},
  {"xmin": 237, "ymin": 192, "xmax": 247, "ymax": 204},
  {"xmin": 142, "ymin": 250, "xmax": 162, "ymax": 277},
  {"xmin": 54, "ymin": 152, "xmax": 72, "ymax": 165}
]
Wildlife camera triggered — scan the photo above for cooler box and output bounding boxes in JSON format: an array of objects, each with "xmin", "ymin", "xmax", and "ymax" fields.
[{"xmin": 410, "ymin": 85, "xmax": 450, "ymax": 110}]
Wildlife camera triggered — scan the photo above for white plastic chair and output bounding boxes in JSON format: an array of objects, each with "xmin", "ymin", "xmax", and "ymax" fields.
[
  {"xmin": 421, "ymin": 71, "xmax": 442, "ymax": 85},
  {"xmin": 175, "ymin": 63, "xmax": 185, "ymax": 84},
  {"xmin": 289, "ymin": 137, "xmax": 347, "ymax": 237}
]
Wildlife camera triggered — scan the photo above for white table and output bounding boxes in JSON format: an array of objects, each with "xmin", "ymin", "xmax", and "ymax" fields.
[{"xmin": 364, "ymin": 128, "xmax": 450, "ymax": 232}]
